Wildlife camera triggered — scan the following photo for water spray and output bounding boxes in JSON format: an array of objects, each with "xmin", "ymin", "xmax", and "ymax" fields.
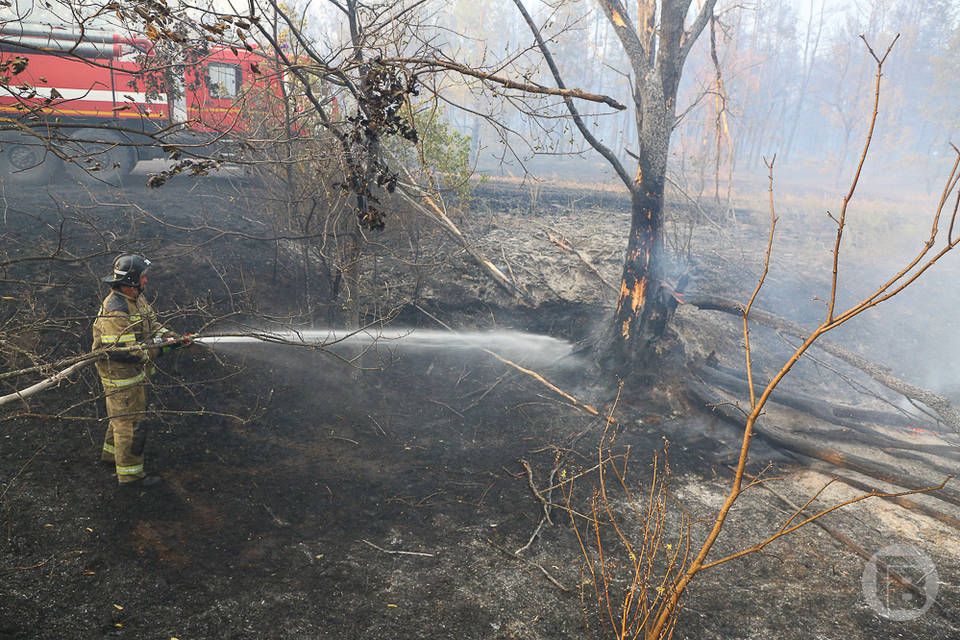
[
  {"xmin": 0, "ymin": 328, "xmax": 576, "ymax": 407},
  {"xmin": 197, "ymin": 327, "xmax": 572, "ymax": 360}
]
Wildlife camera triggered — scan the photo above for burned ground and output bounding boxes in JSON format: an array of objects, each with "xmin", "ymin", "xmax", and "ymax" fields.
[{"xmin": 2, "ymin": 174, "xmax": 959, "ymax": 639}]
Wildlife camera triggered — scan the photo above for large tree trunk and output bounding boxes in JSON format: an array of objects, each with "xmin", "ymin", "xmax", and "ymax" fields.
[
  {"xmin": 571, "ymin": 0, "xmax": 716, "ymax": 369},
  {"xmin": 614, "ymin": 169, "xmax": 668, "ymax": 359},
  {"xmin": 612, "ymin": 74, "xmax": 676, "ymax": 363}
]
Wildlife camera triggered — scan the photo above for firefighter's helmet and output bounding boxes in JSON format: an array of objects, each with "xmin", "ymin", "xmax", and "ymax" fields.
[{"xmin": 103, "ymin": 253, "xmax": 151, "ymax": 287}]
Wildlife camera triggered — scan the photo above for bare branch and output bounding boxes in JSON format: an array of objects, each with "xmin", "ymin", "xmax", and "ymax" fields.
[
  {"xmin": 387, "ymin": 56, "xmax": 626, "ymax": 111},
  {"xmin": 509, "ymin": 0, "xmax": 633, "ymax": 189}
]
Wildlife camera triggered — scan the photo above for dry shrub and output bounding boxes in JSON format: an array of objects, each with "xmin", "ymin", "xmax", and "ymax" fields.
[{"xmin": 565, "ymin": 429, "xmax": 691, "ymax": 640}]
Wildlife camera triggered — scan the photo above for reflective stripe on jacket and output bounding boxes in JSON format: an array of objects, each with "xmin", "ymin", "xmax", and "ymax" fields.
[{"xmin": 92, "ymin": 290, "xmax": 168, "ymax": 386}]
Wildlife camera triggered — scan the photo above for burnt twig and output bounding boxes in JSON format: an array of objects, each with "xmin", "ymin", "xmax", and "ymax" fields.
[{"xmin": 360, "ymin": 539, "xmax": 436, "ymax": 558}]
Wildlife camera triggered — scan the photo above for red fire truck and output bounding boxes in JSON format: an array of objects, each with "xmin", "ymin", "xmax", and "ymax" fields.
[{"xmin": 0, "ymin": 19, "xmax": 261, "ymax": 184}]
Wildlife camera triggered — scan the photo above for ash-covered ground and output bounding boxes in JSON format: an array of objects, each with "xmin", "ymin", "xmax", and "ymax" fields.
[{"xmin": 2, "ymin": 173, "xmax": 959, "ymax": 639}]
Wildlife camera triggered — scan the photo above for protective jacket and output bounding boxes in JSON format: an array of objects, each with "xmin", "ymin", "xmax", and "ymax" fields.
[
  {"xmin": 92, "ymin": 288, "xmax": 177, "ymax": 483},
  {"xmin": 91, "ymin": 289, "xmax": 172, "ymax": 387}
]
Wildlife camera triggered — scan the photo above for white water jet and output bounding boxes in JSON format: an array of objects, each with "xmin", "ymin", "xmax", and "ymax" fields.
[{"xmin": 197, "ymin": 328, "xmax": 576, "ymax": 365}]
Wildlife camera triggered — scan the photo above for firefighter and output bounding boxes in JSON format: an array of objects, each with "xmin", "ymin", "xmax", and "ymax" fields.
[{"xmin": 92, "ymin": 253, "xmax": 193, "ymax": 488}]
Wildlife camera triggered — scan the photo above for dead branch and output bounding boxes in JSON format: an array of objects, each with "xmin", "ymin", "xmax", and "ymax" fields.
[
  {"xmin": 4, "ymin": 549, "xmax": 84, "ymax": 572},
  {"xmin": 386, "ymin": 57, "xmax": 626, "ymax": 111},
  {"xmin": 483, "ymin": 351, "xmax": 601, "ymax": 418},
  {"xmin": 416, "ymin": 303, "xmax": 605, "ymax": 422},
  {"xmin": 461, "ymin": 372, "xmax": 510, "ymax": 412},
  {"xmin": 520, "ymin": 459, "xmax": 555, "ymax": 525},
  {"xmin": 393, "ymin": 179, "xmax": 534, "ymax": 307},
  {"xmin": 516, "ymin": 458, "xmax": 559, "ymax": 555},
  {"xmin": 426, "ymin": 398, "xmax": 465, "ymax": 418},
  {"xmin": 0, "ymin": 358, "xmax": 94, "ymax": 407},
  {"xmin": 0, "ymin": 323, "xmax": 399, "ymax": 409},
  {"xmin": 510, "ymin": 0, "xmax": 632, "ymax": 188},
  {"xmin": 664, "ymin": 174, "xmax": 726, "ymax": 232},
  {"xmin": 547, "ymin": 231, "xmax": 617, "ymax": 292},
  {"xmin": 486, "ymin": 538, "xmax": 568, "ymax": 592},
  {"xmin": 683, "ymin": 293, "xmax": 960, "ymax": 436},
  {"xmin": 360, "ymin": 539, "xmax": 435, "ymax": 558}
]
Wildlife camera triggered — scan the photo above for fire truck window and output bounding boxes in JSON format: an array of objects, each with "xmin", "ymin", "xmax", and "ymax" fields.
[{"xmin": 208, "ymin": 63, "xmax": 240, "ymax": 99}]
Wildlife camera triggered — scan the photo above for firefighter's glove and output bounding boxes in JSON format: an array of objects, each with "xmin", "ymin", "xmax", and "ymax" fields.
[{"xmin": 153, "ymin": 335, "xmax": 180, "ymax": 356}]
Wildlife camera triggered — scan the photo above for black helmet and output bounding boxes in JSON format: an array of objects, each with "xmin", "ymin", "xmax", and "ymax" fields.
[{"xmin": 102, "ymin": 253, "xmax": 151, "ymax": 287}]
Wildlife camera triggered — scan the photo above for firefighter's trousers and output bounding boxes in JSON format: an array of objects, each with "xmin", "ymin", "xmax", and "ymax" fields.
[{"xmin": 100, "ymin": 383, "xmax": 148, "ymax": 484}]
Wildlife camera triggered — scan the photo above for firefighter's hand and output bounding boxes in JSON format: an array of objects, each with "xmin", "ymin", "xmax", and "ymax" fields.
[{"xmin": 159, "ymin": 336, "xmax": 181, "ymax": 355}]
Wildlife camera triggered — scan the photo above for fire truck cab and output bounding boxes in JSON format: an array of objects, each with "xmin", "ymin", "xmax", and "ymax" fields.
[{"xmin": 0, "ymin": 2, "xmax": 256, "ymax": 184}]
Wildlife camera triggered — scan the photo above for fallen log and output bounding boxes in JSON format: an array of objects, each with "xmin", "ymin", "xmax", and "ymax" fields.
[
  {"xmin": 696, "ymin": 365, "xmax": 958, "ymax": 458},
  {"xmin": 687, "ymin": 379, "xmax": 960, "ymax": 510},
  {"xmin": 816, "ymin": 466, "xmax": 960, "ymax": 530},
  {"xmin": 698, "ymin": 363, "xmax": 938, "ymax": 432},
  {"xmin": 682, "ymin": 294, "xmax": 960, "ymax": 436}
]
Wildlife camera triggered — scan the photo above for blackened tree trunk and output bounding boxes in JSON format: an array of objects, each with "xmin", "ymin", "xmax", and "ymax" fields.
[
  {"xmin": 517, "ymin": 0, "xmax": 715, "ymax": 365},
  {"xmin": 597, "ymin": 0, "xmax": 716, "ymax": 364},
  {"xmin": 615, "ymin": 162, "xmax": 667, "ymax": 357}
]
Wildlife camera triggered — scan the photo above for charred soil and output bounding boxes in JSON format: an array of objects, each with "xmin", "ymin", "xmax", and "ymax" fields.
[{"xmin": 2, "ymin": 176, "xmax": 959, "ymax": 640}]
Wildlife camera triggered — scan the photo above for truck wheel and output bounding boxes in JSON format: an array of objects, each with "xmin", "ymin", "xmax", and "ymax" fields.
[
  {"xmin": 64, "ymin": 129, "xmax": 137, "ymax": 185},
  {"xmin": 0, "ymin": 134, "xmax": 65, "ymax": 185}
]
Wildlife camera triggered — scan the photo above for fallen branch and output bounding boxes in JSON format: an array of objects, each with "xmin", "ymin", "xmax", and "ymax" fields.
[
  {"xmin": 427, "ymin": 398, "xmax": 465, "ymax": 418},
  {"xmin": 547, "ymin": 231, "xmax": 617, "ymax": 292},
  {"xmin": 415, "ymin": 304, "xmax": 603, "ymax": 421},
  {"xmin": 483, "ymin": 351, "xmax": 600, "ymax": 418},
  {"xmin": 687, "ymin": 379, "xmax": 960, "ymax": 509},
  {"xmin": 0, "ymin": 359, "xmax": 95, "ymax": 407},
  {"xmin": 386, "ymin": 56, "xmax": 626, "ymax": 111},
  {"xmin": 0, "ymin": 327, "xmax": 356, "ymax": 408},
  {"xmin": 360, "ymin": 539, "xmax": 436, "ymax": 558},
  {"xmin": 461, "ymin": 372, "xmax": 509, "ymax": 412},
  {"xmin": 516, "ymin": 459, "xmax": 559, "ymax": 555},
  {"xmin": 392, "ymin": 169, "xmax": 534, "ymax": 306},
  {"xmin": 486, "ymin": 538, "xmax": 568, "ymax": 591},
  {"xmin": 683, "ymin": 294, "xmax": 960, "ymax": 436},
  {"xmin": 4, "ymin": 549, "xmax": 84, "ymax": 572},
  {"xmin": 520, "ymin": 459, "xmax": 554, "ymax": 525}
]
